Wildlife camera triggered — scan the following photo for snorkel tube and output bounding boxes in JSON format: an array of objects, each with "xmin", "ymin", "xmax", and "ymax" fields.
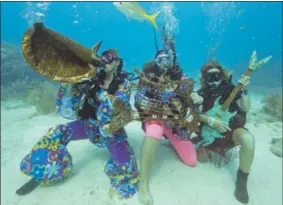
[{"xmin": 153, "ymin": 25, "xmax": 177, "ymax": 68}]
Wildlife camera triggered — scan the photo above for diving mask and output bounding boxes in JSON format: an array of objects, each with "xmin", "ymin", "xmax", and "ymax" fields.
[
  {"xmin": 205, "ymin": 71, "xmax": 223, "ymax": 88},
  {"xmin": 155, "ymin": 49, "xmax": 174, "ymax": 69},
  {"xmin": 100, "ymin": 51, "xmax": 119, "ymax": 64},
  {"xmin": 205, "ymin": 72, "xmax": 222, "ymax": 83}
]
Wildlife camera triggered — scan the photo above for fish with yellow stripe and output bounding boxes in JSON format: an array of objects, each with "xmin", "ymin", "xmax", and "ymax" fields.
[{"xmin": 113, "ymin": 2, "xmax": 160, "ymax": 30}]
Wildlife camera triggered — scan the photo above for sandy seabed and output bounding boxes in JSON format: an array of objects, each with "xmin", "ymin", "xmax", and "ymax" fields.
[{"xmin": 1, "ymin": 95, "xmax": 282, "ymax": 205}]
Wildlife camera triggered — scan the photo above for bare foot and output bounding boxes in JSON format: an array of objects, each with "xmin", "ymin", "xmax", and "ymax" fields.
[{"xmin": 138, "ymin": 181, "xmax": 153, "ymax": 205}]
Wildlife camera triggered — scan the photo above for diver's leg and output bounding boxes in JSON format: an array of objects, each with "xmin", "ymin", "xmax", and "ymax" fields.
[
  {"xmin": 16, "ymin": 120, "xmax": 87, "ymax": 195},
  {"xmin": 138, "ymin": 122, "xmax": 164, "ymax": 205},
  {"xmin": 232, "ymin": 128, "xmax": 255, "ymax": 204},
  {"xmin": 68, "ymin": 120, "xmax": 90, "ymax": 141},
  {"xmin": 164, "ymin": 128, "xmax": 197, "ymax": 166},
  {"xmin": 105, "ymin": 139, "xmax": 138, "ymax": 199}
]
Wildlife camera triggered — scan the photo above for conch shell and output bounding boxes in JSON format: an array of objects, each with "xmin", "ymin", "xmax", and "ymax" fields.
[{"xmin": 22, "ymin": 22, "xmax": 103, "ymax": 83}]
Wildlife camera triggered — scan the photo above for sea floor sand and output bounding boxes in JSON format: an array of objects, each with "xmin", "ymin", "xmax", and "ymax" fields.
[{"xmin": 1, "ymin": 97, "xmax": 282, "ymax": 205}]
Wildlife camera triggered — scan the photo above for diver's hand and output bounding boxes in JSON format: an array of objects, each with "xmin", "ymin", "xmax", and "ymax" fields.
[
  {"xmin": 104, "ymin": 108, "xmax": 134, "ymax": 133},
  {"xmin": 141, "ymin": 98, "xmax": 155, "ymax": 110},
  {"xmin": 80, "ymin": 77, "xmax": 97, "ymax": 86},
  {"xmin": 207, "ymin": 117, "xmax": 231, "ymax": 133},
  {"xmin": 238, "ymin": 75, "xmax": 250, "ymax": 87},
  {"xmin": 76, "ymin": 79, "xmax": 92, "ymax": 93},
  {"xmin": 185, "ymin": 109, "xmax": 194, "ymax": 123},
  {"xmin": 135, "ymin": 93, "xmax": 151, "ymax": 109},
  {"xmin": 77, "ymin": 78, "xmax": 93, "ymax": 88},
  {"xmin": 77, "ymin": 77, "xmax": 97, "ymax": 93},
  {"xmin": 80, "ymin": 77, "xmax": 92, "ymax": 83},
  {"xmin": 190, "ymin": 92, "xmax": 203, "ymax": 105}
]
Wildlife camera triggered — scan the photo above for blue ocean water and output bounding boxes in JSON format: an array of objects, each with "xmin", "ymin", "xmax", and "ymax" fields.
[
  {"xmin": 1, "ymin": 1, "xmax": 282, "ymax": 87},
  {"xmin": 1, "ymin": 3, "xmax": 282, "ymax": 205}
]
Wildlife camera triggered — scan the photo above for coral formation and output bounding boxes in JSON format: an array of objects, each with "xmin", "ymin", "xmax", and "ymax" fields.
[
  {"xmin": 1, "ymin": 44, "xmax": 25, "ymax": 85},
  {"xmin": 1, "ymin": 42, "xmax": 59, "ymax": 115},
  {"xmin": 261, "ymin": 92, "xmax": 283, "ymax": 122},
  {"xmin": 1, "ymin": 80, "xmax": 59, "ymax": 115},
  {"xmin": 1, "ymin": 42, "xmax": 40, "ymax": 86},
  {"xmin": 1, "ymin": 79, "xmax": 35, "ymax": 101}
]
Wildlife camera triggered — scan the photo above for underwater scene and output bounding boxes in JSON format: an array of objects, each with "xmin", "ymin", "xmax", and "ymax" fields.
[{"xmin": 1, "ymin": 1, "xmax": 282, "ymax": 205}]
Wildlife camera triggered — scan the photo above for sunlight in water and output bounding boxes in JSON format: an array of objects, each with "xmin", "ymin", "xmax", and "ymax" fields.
[{"xmin": 201, "ymin": 2, "xmax": 245, "ymax": 60}]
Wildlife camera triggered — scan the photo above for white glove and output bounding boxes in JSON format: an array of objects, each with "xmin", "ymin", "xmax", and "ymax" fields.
[
  {"xmin": 190, "ymin": 92, "xmax": 203, "ymax": 105},
  {"xmin": 238, "ymin": 75, "xmax": 250, "ymax": 87}
]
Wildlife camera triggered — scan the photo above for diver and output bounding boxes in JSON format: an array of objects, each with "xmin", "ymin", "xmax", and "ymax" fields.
[
  {"xmin": 16, "ymin": 49, "xmax": 138, "ymax": 199},
  {"xmin": 193, "ymin": 60, "xmax": 254, "ymax": 204},
  {"xmin": 135, "ymin": 33, "xmax": 203, "ymax": 205}
]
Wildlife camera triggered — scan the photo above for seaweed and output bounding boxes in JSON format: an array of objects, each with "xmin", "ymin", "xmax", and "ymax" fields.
[{"xmin": 261, "ymin": 92, "xmax": 282, "ymax": 122}]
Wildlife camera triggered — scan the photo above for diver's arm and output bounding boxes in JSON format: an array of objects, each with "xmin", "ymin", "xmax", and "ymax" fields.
[
  {"xmin": 193, "ymin": 90, "xmax": 206, "ymax": 123},
  {"xmin": 100, "ymin": 79, "xmax": 133, "ymax": 134},
  {"xmin": 113, "ymin": 79, "xmax": 131, "ymax": 105},
  {"xmin": 197, "ymin": 114, "xmax": 231, "ymax": 133},
  {"xmin": 56, "ymin": 83, "xmax": 77, "ymax": 120},
  {"xmin": 198, "ymin": 114, "xmax": 210, "ymax": 124},
  {"xmin": 65, "ymin": 84, "xmax": 73, "ymax": 96},
  {"xmin": 134, "ymin": 84, "xmax": 149, "ymax": 109},
  {"xmin": 236, "ymin": 90, "xmax": 251, "ymax": 112},
  {"xmin": 194, "ymin": 95, "xmax": 230, "ymax": 132},
  {"xmin": 235, "ymin": 75, "xmax": 251, "ymax": 112}
]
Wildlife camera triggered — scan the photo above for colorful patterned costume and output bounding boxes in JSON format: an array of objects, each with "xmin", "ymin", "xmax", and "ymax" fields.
[{"xmin": 20, "ymin": 79, "xmax": 138, "ymax": 198}]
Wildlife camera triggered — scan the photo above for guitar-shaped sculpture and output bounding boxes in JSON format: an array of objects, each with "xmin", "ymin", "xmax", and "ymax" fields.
[{"xmin": 200, "ymin": 51, "xmax": 272, "ymax": 146}]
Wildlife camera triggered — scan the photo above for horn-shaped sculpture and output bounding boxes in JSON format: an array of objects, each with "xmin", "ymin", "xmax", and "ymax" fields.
[{"xmin": 21, "ymin": 22, "xmax": 103, "ymax": 83}]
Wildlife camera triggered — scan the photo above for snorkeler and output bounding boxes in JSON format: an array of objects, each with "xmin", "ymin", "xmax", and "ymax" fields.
[
  {"xmin": 16, "ymin": 49, "xmax": 138, "ymax": 199},
  {"xmin": 193, "ymin": 55, "xmax": 270, "ymax": 204},
  {"xmin": 134, "ymin": 35, "xmax": 203, "ymax": 205}
]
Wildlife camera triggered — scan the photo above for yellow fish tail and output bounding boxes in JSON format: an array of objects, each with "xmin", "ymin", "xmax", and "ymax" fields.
[{"xmin": 145, "ymin": 11, "xmax": 160, "ymax": 30}]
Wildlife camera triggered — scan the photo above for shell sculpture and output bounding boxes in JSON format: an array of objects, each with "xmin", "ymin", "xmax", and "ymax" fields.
[{"xmin": 21, "ymin": 22, "xmax": 103, "ymax": 83}]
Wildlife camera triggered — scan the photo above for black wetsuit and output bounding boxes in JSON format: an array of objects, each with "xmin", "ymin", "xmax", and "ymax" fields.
[
  {"xmin": 77, "ymin": 73, "xmax": 128, "ymax": 120},
  {"xmin": 196, "ymin": 81, "xmax": 247, "ymax": 151}
]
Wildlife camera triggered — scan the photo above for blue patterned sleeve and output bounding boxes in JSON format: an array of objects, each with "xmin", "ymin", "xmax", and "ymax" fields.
[
  {"xmin": 97, "ymin": 79, "xmax": 132, "ymax": 137},
  {"xmin": 113, "ymin": 79, "xmax": 131, "ymax": 106},
  {"xmin": 157, "ymin": 74, "xmax": 187, "ymax": 103},
  {"xmin": 55, "ymin": 83, "xmax": 68, "ymax": 108},
  {"xmin": 56, "ymin": 83, "xmax": 83, "ymax": 120},
  {"xmin": 134, "ymin": 84, "xmax": 148, "ymax": 107}
]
